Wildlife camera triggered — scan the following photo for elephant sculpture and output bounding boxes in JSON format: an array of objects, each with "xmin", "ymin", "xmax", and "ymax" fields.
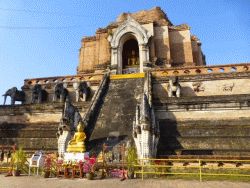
[
  {"xmin": 167, "ymin": 76, "xmax": 181, "ymax": 97},
  {"xmin": 53, "ymin": 83, "xmax": 68, "ymax": 102},
  {"xmin": 73, "ymin": 81, "xmax": 90, "ymax": 102},
  {"xmin": 2, "ymin": 87, "xmax": 25, "ymax": 105},
  {"xmin": 31, "ymin": 84, "xmax": 47, "ymax": 104}
]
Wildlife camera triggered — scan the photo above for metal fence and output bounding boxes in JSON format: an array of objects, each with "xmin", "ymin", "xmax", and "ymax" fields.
[{"xmin": 134, "ymin": 158, "xmax": 250, "ymax": 181}]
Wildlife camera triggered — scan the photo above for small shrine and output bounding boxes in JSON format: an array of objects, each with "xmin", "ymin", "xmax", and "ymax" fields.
[{"xmin": 62, "ymin": 122, "xmax": 88, "ymax": 163}]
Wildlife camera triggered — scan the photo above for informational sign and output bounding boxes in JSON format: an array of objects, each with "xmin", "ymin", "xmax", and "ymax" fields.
[{"xmin": 29, "ymin": 151, "xmax": 45, "ymax": 175}]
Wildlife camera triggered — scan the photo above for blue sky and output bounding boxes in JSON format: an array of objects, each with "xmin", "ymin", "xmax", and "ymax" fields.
[{"xmin": 0, "ymin": 0, "xmax": 249, "ymax": 104}]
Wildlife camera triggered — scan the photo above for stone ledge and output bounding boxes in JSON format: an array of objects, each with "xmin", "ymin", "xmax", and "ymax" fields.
[
  {"xmin": 154, "ymin": 95, "xmax": 250, "ymax": 111},
  {"xmin": 159, "ymin": 118, "xmax": 250, "ymax": 126},
  {"xmin": 0, "ymin": 101, "xmax": 90, "ymax": 112},
  {"xmin": 110, "ymin": 73, "xmax": 145, "ymax": 80},
  {"xmin": 154, "ymin": 94, "xmax": 250, "ymax": 104},
  {"xmin": 153, "ymin": 72, "xmax": 250, "ymax": 82},
  {"xmin": 152, "ymin": 63, "xmax": 250, "ymax": 78},
  {"xmin": 24, "ymin": 73, "xmax": 104, "ymax": 86}
]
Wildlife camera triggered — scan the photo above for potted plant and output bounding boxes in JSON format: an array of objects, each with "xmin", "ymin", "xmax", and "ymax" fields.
[
  {"xmin": 43, "ymin": 154, "xmax": 53, "ymax": 178},
  {"xmin": 11, "ymin": 148, "xmax": 27, "ymax": 176},
  {"xmin": 126, "ymin": 146, "xmax": 137, "ymax": 179},
  {"xmin": 83, "ymin": 157, "xmax": 96, "ymax": 180}
]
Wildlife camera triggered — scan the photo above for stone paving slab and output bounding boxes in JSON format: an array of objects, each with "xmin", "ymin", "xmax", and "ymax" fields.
[{"xmin": 1, "ymin": 175, "xmax": 250, "ymax": 188}]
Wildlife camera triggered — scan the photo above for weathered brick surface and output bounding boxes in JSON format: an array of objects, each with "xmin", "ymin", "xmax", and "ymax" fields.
[
  {"xmin": 78, "ymin": 7, "xmax": 205, "ymax": 73},
  {"xmin": 89, "ymin": 78, "xmax": 143, "ymax": 145},
  {"xmin": 154, "ymin": 93, "xmax": 250, "ymax": 157},
  {"xmin": 114, "ymin": 7, "xmax": 171, "ymax": 27},
  {"xmin": 169, "ymin": 30, "xmax": 194, "ymax": 66},
  {"xmin": 0, "ymin": 102, "xmax": 91, "ymax": 152}
]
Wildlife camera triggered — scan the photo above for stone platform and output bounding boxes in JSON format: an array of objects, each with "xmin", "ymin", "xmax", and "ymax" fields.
[{"xmin": 0, "ymin": 102, "xmax": 90, "ymax": 153}]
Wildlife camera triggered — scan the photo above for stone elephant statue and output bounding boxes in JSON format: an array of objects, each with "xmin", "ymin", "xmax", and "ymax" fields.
[
  {"xmin": 53, "ymin": 83, "xmax": 68, "ymax": 102},
  {"xmin": 73, "ymin": 81, "xmax": 91, "ymax": 102},
  {"xmin": 167, "ymin": 76, "xmax": 181, "ymax": 97},
  {"xmin": 31, "ymin": 84, "xmax": 47, "ymax": 104},
  {"xmin": 2, "ymin": 87, "xmax": 25, "ymax": 105}
]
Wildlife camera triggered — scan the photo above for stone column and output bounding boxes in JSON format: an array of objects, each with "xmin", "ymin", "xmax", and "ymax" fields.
[
  {"xmin": 117, "ymin": 46, "xmax": 122, "ymax": 74},
  {"xmin": 111, "ymin": 48, "xmax": 118, "ymax": 74},
  {"xmin": 139, "ymin": 44, "xmax": 150, "ymax": 72}
]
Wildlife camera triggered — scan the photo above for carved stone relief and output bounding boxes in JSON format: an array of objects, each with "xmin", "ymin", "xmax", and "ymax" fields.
[
  {"xmin": 222, "ymin": 83, "xmax": 234, "ymax": 92},
  {"xmin": 192, "ymin": 82, "xmax": 205, "ymax": 92}
]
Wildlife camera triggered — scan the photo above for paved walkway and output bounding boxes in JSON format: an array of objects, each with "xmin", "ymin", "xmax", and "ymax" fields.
[{"xmin": 0, "ymin": 175, "xmax": 250, "ymax": 188}]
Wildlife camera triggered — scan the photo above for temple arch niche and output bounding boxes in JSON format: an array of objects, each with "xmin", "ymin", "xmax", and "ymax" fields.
[
  {"xmin": 121, "ymin": 35, "xmax": 139, "ymax": 73},
  {"xmin": 108, "ymin": 16, "xmax": 152, "ymax": 74}
]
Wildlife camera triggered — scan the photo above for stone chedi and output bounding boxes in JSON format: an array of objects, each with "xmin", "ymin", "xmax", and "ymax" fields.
[
  {"xmin": 66, "ymin": 122, "xmax": 86, "ymax": 153},
  {"xmin": 0, "ymin": 7, "xmax": 249, "ymax": 160},
  {"xmin": 78, "ymin": 7, "xmax": 206, "ymax": 75}
]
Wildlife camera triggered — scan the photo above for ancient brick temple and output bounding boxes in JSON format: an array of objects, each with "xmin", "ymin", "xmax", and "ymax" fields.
[
  {"xmin": 78, "ymin": 7, "xmax": 205, "ymax": 74},
  {"xmin": 0, "ymin": 7, "xmax": 250, "ymax": 159}
]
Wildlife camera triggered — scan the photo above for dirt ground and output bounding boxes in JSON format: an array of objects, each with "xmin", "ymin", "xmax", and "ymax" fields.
[{"xmin": 1, "ymin": 175, "xmax": 250, "ymax": 188}]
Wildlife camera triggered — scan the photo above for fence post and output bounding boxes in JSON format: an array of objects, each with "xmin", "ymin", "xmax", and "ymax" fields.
[
  {"xmin": 141, "ymin": 160, "xmax": 144, "ymax": 180},
  {"xmin": 199, "ymin": 160, "xmax": 202, "ymax": 182}
]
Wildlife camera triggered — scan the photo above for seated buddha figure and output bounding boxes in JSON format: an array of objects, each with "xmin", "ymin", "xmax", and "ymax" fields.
[
  {"xmin": 128, "ymin": 50, "xmax": 138, "ymax": 66},
  {"xmin": 66, "ymin": 122, "xmax": 86, "ymax": 153}
]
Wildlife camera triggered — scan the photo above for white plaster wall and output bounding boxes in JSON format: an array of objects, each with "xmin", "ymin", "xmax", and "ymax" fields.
[
  {"xmin": 153, "ymin": 78, "xmax": 250, "ymax": 98},
  {"xmin": 142, "ymin": 23, "xmax": 154, "ymax": 37},
  {"xmin": 181, "ymin": 79, "xmax": 250, "ymax": 96}
]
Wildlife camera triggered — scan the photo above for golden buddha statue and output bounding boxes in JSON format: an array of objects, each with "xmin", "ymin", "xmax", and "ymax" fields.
[
  {"xmin": 128, "ymin": 50, "xmax": 138, "ymax": 66},
  {"xmin": 66, "ymin": 122, "xmax": 86, "ymax": 153}
]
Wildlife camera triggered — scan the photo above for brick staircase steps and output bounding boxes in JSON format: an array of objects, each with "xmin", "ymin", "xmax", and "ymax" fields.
[{"xmin": 89, "ymin": 78, "xmax": 144, "ymax": 145}]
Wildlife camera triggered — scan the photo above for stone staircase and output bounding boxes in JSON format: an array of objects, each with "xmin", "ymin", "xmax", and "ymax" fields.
[
  {"xmin": 0, "ymin": 102, "xmax": 90, "ymax": 153},
  {"xmin": 88, "ymin": 78, "xmax": 144, "ymax": 148}
]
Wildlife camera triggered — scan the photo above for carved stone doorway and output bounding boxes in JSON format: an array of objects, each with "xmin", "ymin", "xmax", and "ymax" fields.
[
  {"xmin": 122, "ymin": 38, "xmax": 139, "ymax": 74},
  {"xmin": 108, "ymin": 16, "xmax": 152, "ymax": 74}
]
